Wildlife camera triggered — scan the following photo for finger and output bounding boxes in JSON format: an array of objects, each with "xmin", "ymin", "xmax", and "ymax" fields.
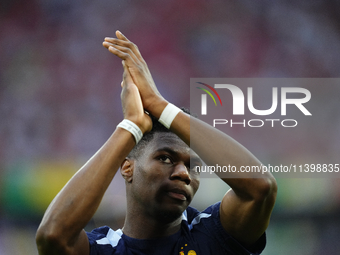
[
  {"xmin": 105, "ymin": 42, "xmax": 140, "ymax": 64},
  {"xmin": 102, "ymin": 41, "xmax": 109, "ymax": 48},
  {"xmin": 104, "ymin": 36, "xmax": 144, "ymax": 62},
  {"xmin": 116, "ymin": 30, "xmax": 128, "ymax": 41},
  {"xmin": 122, "ymin": 61, "xmax": 134, "ymax": 86},
  {"xmin": 107, "ymin": 45, "xmax": 138, "ymax": 67},
  {"xmin": 104, "ymin": 40, "xmax": 144, "ymax": 63}
]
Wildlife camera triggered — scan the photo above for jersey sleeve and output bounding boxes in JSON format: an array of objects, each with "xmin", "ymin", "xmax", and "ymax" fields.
[{"xmin": 86, "ymin": 226, "xmax": 121, "ymax": 255}]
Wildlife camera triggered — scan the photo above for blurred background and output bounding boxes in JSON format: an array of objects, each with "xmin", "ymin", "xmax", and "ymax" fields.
[{"xmin": 1, "ymin": 0, "xmax": 340, "ymax": 254}]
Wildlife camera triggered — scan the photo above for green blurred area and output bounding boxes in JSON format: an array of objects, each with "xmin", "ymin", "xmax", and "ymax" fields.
[
  {"xmin": 1, "ymin": 161, "xmax": 77, "ymax": 219},
  {"xmin": 1, "ymin": 163, "xmax": 338, "ymax": 219}
]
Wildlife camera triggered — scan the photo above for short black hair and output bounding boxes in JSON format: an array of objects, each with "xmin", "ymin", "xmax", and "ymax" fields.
[{"xmin": 128, "ymin": 107, "xmax": 190, "ymax": 159}]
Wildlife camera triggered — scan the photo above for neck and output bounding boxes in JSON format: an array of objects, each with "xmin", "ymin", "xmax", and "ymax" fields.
[{"xmin": 122, "ymin": 201, "xmax": 183, "ymax": 239}]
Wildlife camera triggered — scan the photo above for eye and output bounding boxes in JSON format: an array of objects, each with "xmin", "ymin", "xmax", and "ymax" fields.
[{"xmin": 158, "ymin": 155, "xmax": 172, "ymax": 164}]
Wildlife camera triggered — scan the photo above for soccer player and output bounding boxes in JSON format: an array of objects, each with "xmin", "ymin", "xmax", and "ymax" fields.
[{"xmin": 36, "ymin": 31, "xmax": 277, "ymax": 255}]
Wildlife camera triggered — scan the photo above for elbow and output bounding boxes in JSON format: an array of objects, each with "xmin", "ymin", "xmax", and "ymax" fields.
[
  {"xmin": 36, "ymin": 224, "xmax": 67, "ymax": 254},
  {"xmin": 253, "ymin": 175, "xmax": 278, "ymax": 204}
]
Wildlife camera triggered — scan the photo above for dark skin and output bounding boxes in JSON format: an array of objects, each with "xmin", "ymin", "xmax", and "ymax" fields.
[
  {"xmin": 122, "ymin": 132, "xmax": 201, "ymax": 239},
  {"xmin": 36, "ymin": 31, "xmax": 277, "ymax": 255}
]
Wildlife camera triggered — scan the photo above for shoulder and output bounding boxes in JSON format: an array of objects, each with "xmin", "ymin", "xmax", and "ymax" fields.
[
  {"xmin": 183, "ymin": 202, "xmax": 221, "ymax": 231},
  {"xmin": 86, "ymin": 226, "xmax": 123, "ymax": 255},
  {"xmin": 183, "ymin": 202, "xmax": 266, "ymax": 255}
]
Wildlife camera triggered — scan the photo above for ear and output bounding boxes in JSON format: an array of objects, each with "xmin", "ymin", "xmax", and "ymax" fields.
[{"xmin": 120, "ymin": 158, "xmax": 134, "ymax": 183}]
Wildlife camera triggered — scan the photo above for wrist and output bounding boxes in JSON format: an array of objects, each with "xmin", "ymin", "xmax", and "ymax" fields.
[
  {"xmin": 117, "ymin": 119, "xmax": 143, "ymax": 144},
  {"xmin": 124, "ymin": 114, "xmax": 152, "ymax": 134},
  {"xmin": 146, "ymin": 97, "xmax": 169, "ymax": 119},
  {"xmin": 158, "ymin": 103, "xmax": 182, "ymax": 129}
]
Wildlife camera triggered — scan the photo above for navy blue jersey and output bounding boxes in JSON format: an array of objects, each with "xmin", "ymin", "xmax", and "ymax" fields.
[{"xmin": 87, "ymin": 202, "xmax": 266, "ymax": 255}]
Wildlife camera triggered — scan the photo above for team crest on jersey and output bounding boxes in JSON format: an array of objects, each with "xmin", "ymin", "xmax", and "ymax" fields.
[{"xmin": 179, "ymin": 243, "xmax": 197, "ymax": 255}]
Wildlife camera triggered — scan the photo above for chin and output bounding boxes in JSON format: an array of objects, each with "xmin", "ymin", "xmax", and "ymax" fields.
[
  {"xmin": 154, "ymin": 204, "xmax": 187, "ymax": 224},
  {"xmin": 155, "ymin": 210, "xmax": 183, "ymax": 224}
]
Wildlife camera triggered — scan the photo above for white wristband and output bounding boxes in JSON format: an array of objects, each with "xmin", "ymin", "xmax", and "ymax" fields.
[
  {"xmin": 117, "ymin": 119, "xmax": 143, "ymax": 144},
  {"xmin": 158, "ymin": 103, "xmax": 182, "ymax": 129}
]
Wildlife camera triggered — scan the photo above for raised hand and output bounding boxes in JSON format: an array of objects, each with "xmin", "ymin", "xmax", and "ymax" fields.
[
  {"xmin": 103, "ymin": 31, "xmax": 168, "ymax": 118},
  {"xmin": 120, "ymin": 61, "xmax": 152, "ymax": 134}
]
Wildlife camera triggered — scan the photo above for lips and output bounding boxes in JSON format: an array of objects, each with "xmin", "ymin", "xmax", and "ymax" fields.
[{"xmin": 167, "ymin": 188, "xmax": 189, "ymax": 201}]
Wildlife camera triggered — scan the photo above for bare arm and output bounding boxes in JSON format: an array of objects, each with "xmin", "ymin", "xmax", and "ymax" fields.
[
  {"xmin": 173, "ymin": 114, "xmax": 277, "ymax": 246},
  {"xmin": 36, "ymin": 63, "xmax": 152, "ymax": 255},
  {"xmin": 103, "ymin": 31, "xmax": 277, "ymax": 247}
]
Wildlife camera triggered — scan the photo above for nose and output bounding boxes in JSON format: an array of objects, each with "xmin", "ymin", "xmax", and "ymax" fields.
[{"xmin": 170, "ymin": 163, "xmax": 191, "ymax": 185}]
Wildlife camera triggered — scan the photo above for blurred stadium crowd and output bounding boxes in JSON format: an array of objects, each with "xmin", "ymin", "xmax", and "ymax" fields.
[{"xmin": 1, "ymin": 0, "xmax": 340, "ymax": 254}]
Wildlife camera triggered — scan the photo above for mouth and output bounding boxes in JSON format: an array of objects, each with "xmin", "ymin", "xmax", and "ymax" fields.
[{"xmin": 167, "ymin": 188, "xmax": 189, "ymax": 201}]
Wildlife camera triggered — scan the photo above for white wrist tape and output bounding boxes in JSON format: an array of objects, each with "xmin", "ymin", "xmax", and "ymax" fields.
[
  {"xmin": 158, "ymin": 103, "xmax": 182, "ymax": 129},
  {"xmin": 117, "ymin": 119, "xmax": 143, "ymax": 144}
]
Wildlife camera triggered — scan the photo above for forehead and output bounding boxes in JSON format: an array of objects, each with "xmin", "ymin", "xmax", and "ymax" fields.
[{"xmin": 148, "ymin": 132, "xmax": 196, "ymax": 157}]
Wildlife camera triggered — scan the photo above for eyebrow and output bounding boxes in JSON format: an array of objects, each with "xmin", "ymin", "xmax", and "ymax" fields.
[
  {"xmin": 153, "ymin": 147, "xmax": 180, "ymax": 157},
  {"xmin": 153, "ymin": 147, "xmax": 202, "ymax": 164}
]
